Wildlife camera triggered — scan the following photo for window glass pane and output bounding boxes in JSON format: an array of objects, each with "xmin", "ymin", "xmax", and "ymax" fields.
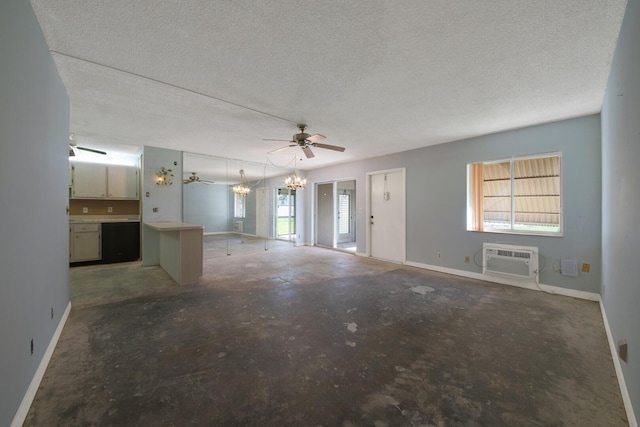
[
  {"xmin": 467, "ymin": 153, "xmax": 561, "ymax": 235},
  {"xmin": 338, "ymin": 194, "xmax": 350, "ymax": 234},
  {"xmin": 234, "ymin": 193, "xmax": 245, "ymax": 218},
  {"xmin": 513, "ymin": 156, "xmax": 560, "ymax": 233},
  {"xmin": 483, "ymin": 161, "xmax": 511, "ymax": 231}
]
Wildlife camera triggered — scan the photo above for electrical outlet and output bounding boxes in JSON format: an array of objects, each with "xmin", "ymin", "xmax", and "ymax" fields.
[
  {"xmin": 82, "ymin": 207, "xmax": 88, "ymax": 213},
  {"xmin": 107, "ymin": 207, "xmax": 113, "ymax": 213},
  {"xmin": 153, "ymin": 207, "xmax": 159, "ymax": 213},
  {"xmin": 437, "ymin": 252, "xmax": 441, "ymax": 259},
  {"xmin": 465, "ymin": 256, "xmax": 470, "ymax": 263},
  {"xmin": 51, "ymin": 307, "xmax": 54, "ymax": 319},
  {"xmin": 618, "ymin": 339, "xmax": 628, "ymax": 362}
]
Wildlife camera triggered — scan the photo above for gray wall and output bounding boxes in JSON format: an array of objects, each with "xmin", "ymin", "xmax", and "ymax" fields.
[
  {"xmin": 141, "ymin": 146, "xmax": 183, "ymax": 265},
  {"xmin": 305, "ymin": 115, "xmax": 602, "ymax": 293},
  {"xmin": 184, "ymin": 183, "xmax": 229, "ymax": 233},
  {"xmin": 0, "ymin": 1, "xmax": 70, "ymax": 425},
  {"xmin": 602, "ymin": 0, "xmax": 640, "ymax": 420},
  {"xmin": 183, "ymin": 182, "xmax": 259, "ymax": 235}
]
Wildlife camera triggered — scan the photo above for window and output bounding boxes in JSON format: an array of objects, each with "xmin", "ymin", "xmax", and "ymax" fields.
[
  {"xmin": 467, "ymin": 153, "xmax": 561, "ymax": 235},
  {"xmin": 338, "ymin": 193, "xmax": 351, "ymax": 234},
  {"xmin": 234, "ymin": 193, "xmax": 246, "ymax": 218}
]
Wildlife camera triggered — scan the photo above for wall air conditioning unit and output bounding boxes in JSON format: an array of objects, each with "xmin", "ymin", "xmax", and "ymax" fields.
[{"xmin": 483, "ymin": 243, "xmax": 538, "ymax": 282}]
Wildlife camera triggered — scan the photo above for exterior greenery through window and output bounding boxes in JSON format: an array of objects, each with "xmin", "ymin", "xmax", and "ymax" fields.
[
  {"xmin": 467, "ymin": 153, "xmax": 561, "ymax": 235},
  {"xmin": 234, "ymin": 193, "xmax": 246, "ymax": 218}
]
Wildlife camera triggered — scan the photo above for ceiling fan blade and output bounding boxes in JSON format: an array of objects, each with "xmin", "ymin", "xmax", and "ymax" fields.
[
  {"xmin": 302, "ymin": 146, "xmax": 315, "ymax": 158},
  {"xmin": 268, "ymin": 145, "xmax": 295, "ymax": 154},
  {"xmin": 313, "ymin": 143, "xmax": 345, "ymax": 152},
  {"xmin": 263, "ymin": 138, "xmax": 293, "ymax": 142},
  {"xmin": 77, "ymin": 146, "xmax": 107, "ymax": 155},
  {"xmin": 306, "ymin": 134, "xmax": 326, "ymax": 143}
]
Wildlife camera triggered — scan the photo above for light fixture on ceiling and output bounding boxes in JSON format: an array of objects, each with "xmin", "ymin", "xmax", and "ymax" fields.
[
  {"xmin": 284, "ymin": 171, "xmax": 307, "ymax": 190},
  {"xmin": 232, "ymin": 169, "xmax": 251, "ymax": 195},
  {"xmin": 284, "ymin": 158, "xmax": 306, "ymax": 190}
]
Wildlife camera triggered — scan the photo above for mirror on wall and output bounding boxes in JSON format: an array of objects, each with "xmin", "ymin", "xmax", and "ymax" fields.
[{"xmin": 182, "ymin": 152, "xmax": 296, "ymax": 257}]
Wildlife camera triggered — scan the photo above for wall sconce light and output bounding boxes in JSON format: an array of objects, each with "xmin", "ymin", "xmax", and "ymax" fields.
[{"xmin": 155, "ymin": 166, "xmax": 174, "ymax": 186}]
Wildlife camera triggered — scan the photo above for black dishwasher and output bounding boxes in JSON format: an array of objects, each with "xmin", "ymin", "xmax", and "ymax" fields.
[{"xmin": 101, "ymin": 222, "xmax": 140, "ymax": 264}]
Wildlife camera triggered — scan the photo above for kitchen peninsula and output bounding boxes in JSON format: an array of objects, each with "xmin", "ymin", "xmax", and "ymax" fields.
[{"xmin": 144, "ymin": 222, "xmax": 204, "ymax": 286}]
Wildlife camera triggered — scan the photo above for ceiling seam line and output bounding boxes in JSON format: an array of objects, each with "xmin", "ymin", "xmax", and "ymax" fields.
[{"xmin": 49, "ymin": 49, "xmax": 298, "ymax": 125}]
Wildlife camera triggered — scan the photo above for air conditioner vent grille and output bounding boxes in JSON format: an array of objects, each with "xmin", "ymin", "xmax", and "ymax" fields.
[{"xmin": 483, "ymin": 243, "xmax": 538, "ymax": 282}]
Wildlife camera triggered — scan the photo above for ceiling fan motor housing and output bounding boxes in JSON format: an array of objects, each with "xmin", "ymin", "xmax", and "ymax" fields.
[{"xmin": 296, "ymin": 133, "xmax": 310, "ymax": 144}]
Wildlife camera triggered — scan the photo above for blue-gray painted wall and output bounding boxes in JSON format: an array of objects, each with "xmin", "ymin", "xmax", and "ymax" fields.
[
  {"xmin": 602, "ymin": 0, "xmax": 640, "ymax": 421},
  {"xmin": 184, "ymin": 183, "xmax": 229, "ymax": 233},
  {"xmin": 0, "ymin": 1, "xmax": 70, "ymax": 424},
  {"xmin": 305, "ymin": 115, "xmax": 602, "ymax": 293}
]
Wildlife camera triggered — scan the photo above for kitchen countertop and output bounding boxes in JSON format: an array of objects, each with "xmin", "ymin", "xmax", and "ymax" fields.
[
  {"xmin": 144, "ymin": 221, "xmax": 204, "ymax": 231},
  {"xmin": 69, "ymin": 215, "xmax": 140, "ymax": 223}
]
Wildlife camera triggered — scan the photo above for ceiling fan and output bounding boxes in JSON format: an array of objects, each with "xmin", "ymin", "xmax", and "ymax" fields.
[
  {"xmin": 183, "ymin": 172, "xmax": 214, "ymax": 185},
  {"xmin": 68, "ymin": 134, "xmax": 106, "ymax": 156},
  {"xmin": 264, "ymin": 124, "xmax": 345, "ymax": 159}
]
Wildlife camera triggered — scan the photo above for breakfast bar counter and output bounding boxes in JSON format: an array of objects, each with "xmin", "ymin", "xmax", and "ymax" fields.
[{"xmin": 144, "ymin": 222, "xmax": 204, "ymax": 286}]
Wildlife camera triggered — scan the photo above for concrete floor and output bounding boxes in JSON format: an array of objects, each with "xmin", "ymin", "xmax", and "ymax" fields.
[{"xmin": 26, "ymin": 246, "xmax": 627, "ymax": 426}]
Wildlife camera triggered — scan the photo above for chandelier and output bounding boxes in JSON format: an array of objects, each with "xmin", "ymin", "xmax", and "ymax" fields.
[
  {"xmin": 232, "ymin": 169, "xmax": 251, "ymax": 195},
  {"xmin": 284, "ymin": 171, "xmax": 307, "ymax": 190}
]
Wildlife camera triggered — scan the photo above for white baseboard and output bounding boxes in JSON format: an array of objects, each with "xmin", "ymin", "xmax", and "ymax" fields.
[
  {"xmin": 600, "ymin": 302, "xmax": 638, "ymax": 427},
  {"xmin": 405, "ymin": 261, "xmax": 600, "ymax": 301},
  {"xmin": 11, "ymin": 301, "xmax": 72, "ymax": 427}
]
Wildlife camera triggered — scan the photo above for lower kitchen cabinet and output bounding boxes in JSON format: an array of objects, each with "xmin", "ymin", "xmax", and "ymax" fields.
[
  {"xmin": 70, "ymin": 223, "xmax": 101, "ymax": 262},
  {"xmin": 101, "ymin": 222, "xmax": 140, "ymax": 263}
]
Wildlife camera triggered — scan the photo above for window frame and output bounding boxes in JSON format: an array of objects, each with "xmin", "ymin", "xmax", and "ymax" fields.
[
  {"xmin": 234, "ymin": 192, "xmax": 246, "ymax": 219},
  {"xmin": 466, "ymin": 151, "xmax": 563, "ymax": 237}
]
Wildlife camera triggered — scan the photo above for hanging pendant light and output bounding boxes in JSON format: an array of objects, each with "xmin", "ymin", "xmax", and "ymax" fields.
[
  {"xmin": 284, "ymin": 171, "xmax": 307, "ymax": 190},
  {"xmin": 284, "ymin": 157, "xmax": 306, "ymax": 190},
  {"xmin": 232, "ymin": 169, "xmax": 251, "ymax": 195}
]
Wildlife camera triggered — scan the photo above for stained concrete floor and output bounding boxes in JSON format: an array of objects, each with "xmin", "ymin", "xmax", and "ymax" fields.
[{"xmin": 26, "ymin": 246, "xmax": 628, "ymax": 426}]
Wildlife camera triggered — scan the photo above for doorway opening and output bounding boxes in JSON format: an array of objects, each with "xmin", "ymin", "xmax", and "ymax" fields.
[
  {"xmin": 276, "ymin": 188, "xmax": 296, "ymax": 241},
  {"xmin": 336, "ymin": 180, "xmax": 356, "ymax": 252},
  {"xmin": 314, "ymin": 179, "xmax": 357, "ymax": 253}
]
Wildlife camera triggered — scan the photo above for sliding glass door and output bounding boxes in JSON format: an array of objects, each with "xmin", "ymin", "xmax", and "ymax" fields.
[{"xmin": 276, "ymin": 188, "xmax": 296, "ymax": 241}]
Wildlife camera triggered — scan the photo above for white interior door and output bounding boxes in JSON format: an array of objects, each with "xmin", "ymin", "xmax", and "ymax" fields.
[{"xmin": 368, "ymin": 169, "xmax": 405, "ymax": 263}]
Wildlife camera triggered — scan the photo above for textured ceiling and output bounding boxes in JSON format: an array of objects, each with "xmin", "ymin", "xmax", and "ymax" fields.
[{"xmin": 31, "ymin": 0, "xmax": 627, "ymax": 176}]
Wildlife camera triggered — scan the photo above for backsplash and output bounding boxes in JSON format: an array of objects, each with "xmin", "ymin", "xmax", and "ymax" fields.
[{"xmin": 69, "ymin": 199, "xmax": 140, "ymax": 216}]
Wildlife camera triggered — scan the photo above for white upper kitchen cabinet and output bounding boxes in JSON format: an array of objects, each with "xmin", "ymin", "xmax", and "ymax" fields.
[
  {"xmin": 107, "ymin": 165, "xmax": 139, "ymax": 199},
  {"xmin": 71, "ymin": 163, "xmax": 107, "ymax": 198},
  {"xmin": 71, "ymin": 163, "xmax": 139, "ymax": 199}
]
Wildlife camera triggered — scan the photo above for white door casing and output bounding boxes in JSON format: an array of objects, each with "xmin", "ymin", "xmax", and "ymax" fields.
[{"xmin": 367, "ymin": 168, "xmax": 406, "ymax": 263}]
